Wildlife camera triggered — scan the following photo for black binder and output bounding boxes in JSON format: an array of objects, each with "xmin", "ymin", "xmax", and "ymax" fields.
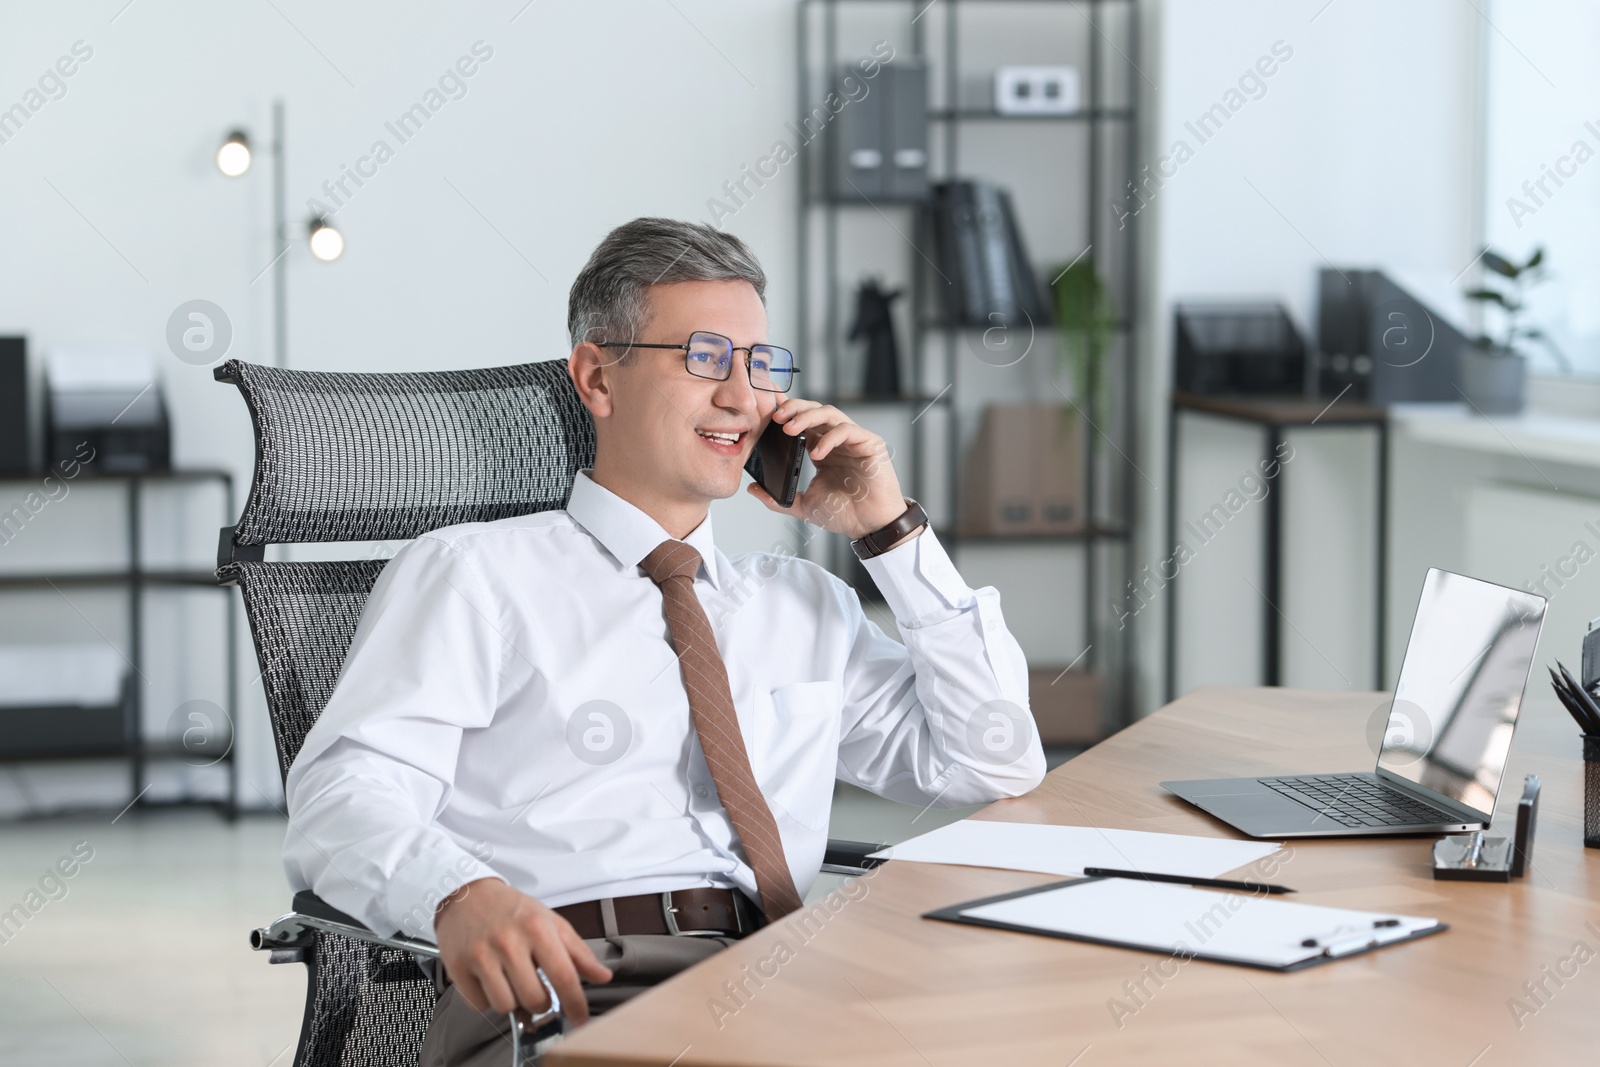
[{"xmin": 926, "ymin": 180, "xmax": 1048, "ymax": 328}]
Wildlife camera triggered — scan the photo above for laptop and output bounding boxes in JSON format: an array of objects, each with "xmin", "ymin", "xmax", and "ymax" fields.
[{"xmin": 1163, "ymin": 568, "xmax": 1547, "ymax": 838}]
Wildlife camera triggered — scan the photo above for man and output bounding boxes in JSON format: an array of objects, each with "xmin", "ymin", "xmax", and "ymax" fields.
[{"xmin": 283, "ymin": 217, "xmax": 1044, "ymax": 1066}]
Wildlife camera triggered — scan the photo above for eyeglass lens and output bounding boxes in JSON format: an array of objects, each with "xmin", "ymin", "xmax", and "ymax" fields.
[{"xmin": 686, "ymin": 331, "xmax": 795, "ymax": 392}]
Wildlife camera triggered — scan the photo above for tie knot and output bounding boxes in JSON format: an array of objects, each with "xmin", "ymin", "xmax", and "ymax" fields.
[{"xmin": 641, "ymin": 539, "xmax": 702, "ymax": 585}]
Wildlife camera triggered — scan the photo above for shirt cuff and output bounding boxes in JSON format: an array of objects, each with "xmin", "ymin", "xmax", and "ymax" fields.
[
  {"xmin": 383, "ymin": 836, "xmax": 505, "ymax": 943},
  {"xmin": 858, "ymin": 526, "xmax": 972, "ymax": 622}
]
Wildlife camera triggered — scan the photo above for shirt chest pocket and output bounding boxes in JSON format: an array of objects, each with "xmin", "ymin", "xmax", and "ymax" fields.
[{"xmin": 748, "ymin": 679, "xmax": 842, "ymax": 833}]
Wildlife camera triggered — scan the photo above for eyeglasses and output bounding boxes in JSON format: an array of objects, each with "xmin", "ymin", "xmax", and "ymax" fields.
[{"xmin": 595, "ymin": 330, "xmax": 800, "ymax": 393}]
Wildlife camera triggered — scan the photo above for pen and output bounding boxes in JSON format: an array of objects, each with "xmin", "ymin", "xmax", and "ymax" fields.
[
  {"xmin": 1300, "ymin": 918, "xmax": 1404, "ymax": 952},
  {"xmin": 1083, "ymin": 867, "xmax": 1296, "ymax": 895}
]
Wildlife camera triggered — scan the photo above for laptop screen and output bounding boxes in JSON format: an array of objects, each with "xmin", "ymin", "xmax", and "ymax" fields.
[{"xmin": 1377, "ymin": 568, "xmax": 1546, "ymax": 818}]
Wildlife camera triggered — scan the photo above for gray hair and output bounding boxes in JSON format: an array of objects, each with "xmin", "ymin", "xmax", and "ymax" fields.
[{"xmin": 567, "ymin": 217, "xmax": 767, "ymax": 359}]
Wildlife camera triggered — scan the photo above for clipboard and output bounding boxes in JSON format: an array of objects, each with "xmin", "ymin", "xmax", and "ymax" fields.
[{"xmin": 925, "ymin": 876, "xmax": 1449, "ymax": 973}]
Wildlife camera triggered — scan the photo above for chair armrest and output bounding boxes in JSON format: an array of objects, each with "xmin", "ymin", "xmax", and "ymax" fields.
[
  {"xmin": 821, "ymin": 838, "xmax": 888, "ymax": 876},
  {"xmin": 251, "ymin": 891, "xmax": 564, "ymax": 1063},
  {"xmin": 290, "ymin": 890, "xmax": 366, "ymax": 928},
  {"xmin": 252, "ymin": 891, "xmax": 440, "ymax": 958}
]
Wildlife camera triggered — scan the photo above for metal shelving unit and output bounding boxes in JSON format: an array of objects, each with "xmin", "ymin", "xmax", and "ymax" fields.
[
  {"xmin": 0, "ymin": 468, "xmax": 239, "ymax": 819},
  {"xmin": 797, "ymin": 0, "xmax": 1141, "ymax": 729}
]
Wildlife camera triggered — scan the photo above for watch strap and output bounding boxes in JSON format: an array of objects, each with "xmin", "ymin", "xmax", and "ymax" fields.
[{"xmin": 851, "ymin": 499, "xmax": 929, "ymax": 560}]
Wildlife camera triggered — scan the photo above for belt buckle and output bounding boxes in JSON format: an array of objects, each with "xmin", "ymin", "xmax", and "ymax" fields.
[{"xmin": 660, "ymin": 891, "xmax": 738, "ymax": 938}]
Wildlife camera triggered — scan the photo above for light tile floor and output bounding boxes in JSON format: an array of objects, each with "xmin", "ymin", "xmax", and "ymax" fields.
[
  {"xmin": 0, "ymin": 781, "xmax": 1010, "ymax": 1066},
  {"xmin": 0, "ymin": 810, "xmax": 305, "ymax": 1067}
]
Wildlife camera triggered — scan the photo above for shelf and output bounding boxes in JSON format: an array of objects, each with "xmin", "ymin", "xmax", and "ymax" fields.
[
  {"xmin": 0, "ymin": 569, "xmax": 222, "ymax": 589},
  {"xmin": 822, "ymin": 392, "xmax": 953, "ymax": 407},
  {"xmin": 0, "ymin": 467, "xmax": 231, "ymax": 484},
  {"xmin": 945, "ymin": 525, "xmax": 1129, "ymax": 545},
  {"xmin": 928, "ymin": 107, "xmax": 1134, "ymax": 123},
  {"xmin": 800, "ymin": 0, "xmax": 1135, "ymax": 6},
  {"xmin": 140, "ymin": 739, "xmax": 234, "ymax": 761},
  {"xmin": 922, "ymin": 318, "xmax": 1136, "ymax": 332},
  {"xmin": 144, "ymin": 569, "xmax": 226, "ymax": 586},
  {"xmin": 1173, "ymin": 391, "xmax": 1387, "ymax": 427},
  {"xmin": 805, "ymin": 197, "xmax": 923, "ymax": 209},
  {"xmin": 0, "ymin": 467, "xmax": 239, "ymax": 821},
  {"xmin": 799, "ymin": 0, "xmax": 1142, "ymax": 729}
]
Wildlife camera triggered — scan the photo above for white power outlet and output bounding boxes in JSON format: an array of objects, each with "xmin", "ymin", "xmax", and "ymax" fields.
[{"xmin": 994, "ymin": 66, "xmax": 1081, "ymax": 116}]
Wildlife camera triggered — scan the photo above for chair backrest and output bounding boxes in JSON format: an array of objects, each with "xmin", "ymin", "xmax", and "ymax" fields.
[
  {"xmin": 215, "ymin": 357, "xmax": 594, "ymax": 1067},
  {"xmin": 216, "ymin": 357, "xmax": 595, "ymax": 777},
  {"xmin": 222, "ymin": 558, "xmax": 387, "ymax": 783},
  {"xmin": 220, "ymin": 357, "xmax": 595, "ymax": 553}
]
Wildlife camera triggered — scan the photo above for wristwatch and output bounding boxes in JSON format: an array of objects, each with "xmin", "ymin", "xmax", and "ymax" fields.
[{"xmin": 850, "ymin": 498, "xmax": 929, "ymax": 560}]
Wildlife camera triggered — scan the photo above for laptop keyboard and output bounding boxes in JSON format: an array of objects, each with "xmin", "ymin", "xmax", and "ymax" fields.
[{"xmin": 1259, "ymin": 774, "xmax": 1454, "ymax": 828}]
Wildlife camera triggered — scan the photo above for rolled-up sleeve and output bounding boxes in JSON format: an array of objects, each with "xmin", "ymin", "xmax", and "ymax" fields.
[
  {"xmin": 834, "ymin": 528, "xmax": 1045, "ymax": 806},
  {"xmin": 282, "ymin": 534, "xmax": 508, "ymax": 943}
]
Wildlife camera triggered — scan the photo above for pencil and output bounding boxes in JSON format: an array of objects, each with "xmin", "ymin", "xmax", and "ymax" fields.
[
  {"xmin": 1082, "ymin": 867, "xmax": 1296, "ymax": 895},
  {"xmin": 1554, "ymin": 661, "xmax": 1600, "ymax": 731},
  {"xmin": 1549, "ymin": 664, "xmax": 1600, "ymax": 733}
]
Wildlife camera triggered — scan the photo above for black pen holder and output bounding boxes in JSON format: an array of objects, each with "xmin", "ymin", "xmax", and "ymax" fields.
[{"xmin": 1586, "ymin": 734, "xmax": 1600, "ymax": 849}]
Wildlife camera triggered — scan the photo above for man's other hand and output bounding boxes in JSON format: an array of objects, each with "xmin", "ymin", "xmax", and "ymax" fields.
[{"xmin": 433, "ymin": 877, "xmax": 613, "ymax": 1026}]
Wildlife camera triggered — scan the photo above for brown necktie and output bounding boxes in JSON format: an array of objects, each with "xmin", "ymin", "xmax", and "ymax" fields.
[{"xmin": 640, "ymin": 539, "xmax": 804, "ymax": 921}]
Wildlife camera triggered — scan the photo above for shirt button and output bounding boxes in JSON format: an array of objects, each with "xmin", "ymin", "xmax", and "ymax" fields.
[{"xmin": 694, "ymin": 784, "xmax": 709, "ymax": 799}]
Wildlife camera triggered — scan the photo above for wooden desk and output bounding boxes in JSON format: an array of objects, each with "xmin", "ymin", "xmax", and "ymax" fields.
[{"xmin": 549, "ymin": 687, "xmax": 1600, "ymax": 1066}]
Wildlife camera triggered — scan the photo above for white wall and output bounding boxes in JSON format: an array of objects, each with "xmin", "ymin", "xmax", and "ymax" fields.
[
  {"xmin": 1138, "ymin": 0, "xmax": 1483, "ymax": 711},
  {"xmin": 0, "ymin": 0, "xmax": 805, "ymax": 812},
  {"xmin": 1482, "ymin": 0, "xmax": 1600, "ymax": 377},
  {"xmin": 0, "ymin": 0, "xmax": 1521, "ymax": 811}
]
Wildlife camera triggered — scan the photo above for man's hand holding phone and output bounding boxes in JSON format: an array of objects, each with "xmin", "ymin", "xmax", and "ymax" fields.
[
  {"xmin": 433, "ymin": 877, "xmax": 613, "ymax": 1026},
  {"xmin": 745, "ymin": 397, "xmax": 915, "ymax": 542}
]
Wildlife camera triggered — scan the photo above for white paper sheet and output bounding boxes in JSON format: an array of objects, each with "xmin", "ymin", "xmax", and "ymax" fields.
[
  {"xmin": 960, "ymin": 878, "xmax": 1440, "ymax": 968},
  {"xmin": 871, "ymin": 820, "xmax": 1281, "ymax": 879}
]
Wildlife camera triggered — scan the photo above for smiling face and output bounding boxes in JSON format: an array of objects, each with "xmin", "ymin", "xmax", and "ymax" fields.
[{"xmin": 573, "ymin": 278, "xmax": 782, "ymax": 537}]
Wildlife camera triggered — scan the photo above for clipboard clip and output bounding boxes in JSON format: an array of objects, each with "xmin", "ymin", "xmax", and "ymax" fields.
[{"xmin": 1299, "ymin": 918, "xmax": 1403, "ymax": 957}]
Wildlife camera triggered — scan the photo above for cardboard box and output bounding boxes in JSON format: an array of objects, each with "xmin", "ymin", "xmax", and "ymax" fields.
[
  {"xmin": 1028, "ymin": 668, "xmax": 1102, "ymax": 745},
  {"xmin": 961, "ymin": 404, "xmax": 1083, "ymax": 535}
]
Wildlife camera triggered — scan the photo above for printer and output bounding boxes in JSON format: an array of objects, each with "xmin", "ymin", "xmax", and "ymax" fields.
[{"xmin": 45, "ymin": 346, "xmax": 170, "ymax": 472}]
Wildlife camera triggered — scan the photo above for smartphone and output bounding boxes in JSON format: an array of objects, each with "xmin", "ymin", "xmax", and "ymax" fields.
[{"xmin": 744, "ymin": 419, "xmax": 806, "ymax": 508}]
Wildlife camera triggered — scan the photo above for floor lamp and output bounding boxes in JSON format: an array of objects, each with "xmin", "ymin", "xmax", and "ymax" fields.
[{"xmin": 216, "ymin": 100, "xmax": 344, "ymax": 369}]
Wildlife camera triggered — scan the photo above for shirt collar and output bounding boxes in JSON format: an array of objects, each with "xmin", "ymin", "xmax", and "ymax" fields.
[{"xmin": 565, "ymin": 469, "xmax": 723, "ymax": 590}]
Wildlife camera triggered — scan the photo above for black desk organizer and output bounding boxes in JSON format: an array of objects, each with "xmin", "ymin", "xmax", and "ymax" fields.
[{"xmin": 1582, "ymin": 619, "xmax": 1600, "ymax": 849}]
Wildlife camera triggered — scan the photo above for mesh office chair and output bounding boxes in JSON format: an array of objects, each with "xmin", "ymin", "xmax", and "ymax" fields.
[{"xmin": 215, "ymin": 357, "xmax": 881, "ymax": 1067}]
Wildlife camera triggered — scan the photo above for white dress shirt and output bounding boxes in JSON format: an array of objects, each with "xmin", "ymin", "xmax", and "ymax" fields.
[{"xmin": 283, "ymin": 469, "xmax": 1044, "ymax": 943}]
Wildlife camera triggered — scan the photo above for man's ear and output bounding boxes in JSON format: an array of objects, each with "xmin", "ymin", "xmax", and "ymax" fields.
[{"xmin": 568, "ymin": 342, "xmax": 617, "ymax": 419}]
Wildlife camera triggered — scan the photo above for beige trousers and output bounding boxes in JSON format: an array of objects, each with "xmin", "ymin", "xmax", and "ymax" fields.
[{"xmin": 417, "ymin": 934, "xmax": 738, "ymax": 1067}]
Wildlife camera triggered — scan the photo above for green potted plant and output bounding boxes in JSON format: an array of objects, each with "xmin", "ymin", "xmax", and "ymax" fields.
[
  {"xmin": 1461, "ymin": 246, "xmax": 1568, "ymax": 415},
  {"xmin": 1049, "ymin": 257, "xmax": 1117, "ymax": 426}
]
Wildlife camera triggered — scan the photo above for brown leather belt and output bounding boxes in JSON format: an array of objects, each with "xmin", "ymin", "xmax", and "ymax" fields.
[{"xmin": 554, "ymin": 887, "xmax": 763, "ymax": 940}]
